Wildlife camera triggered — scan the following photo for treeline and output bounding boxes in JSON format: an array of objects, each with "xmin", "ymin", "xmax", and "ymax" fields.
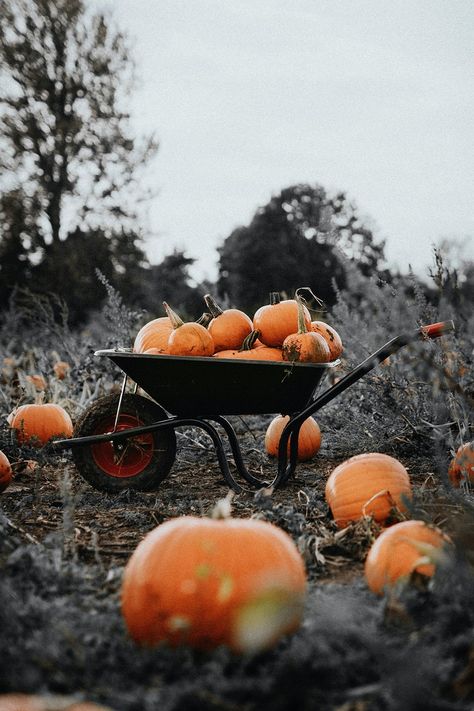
[{"xmin": 0, "ymin": 0, "xmax": 472, "ymax": 328}]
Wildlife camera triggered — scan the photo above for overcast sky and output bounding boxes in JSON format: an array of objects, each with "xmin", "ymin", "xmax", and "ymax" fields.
[{"xmin": 99, "ymin": 0, "xmax": 473, "ymax": 282}]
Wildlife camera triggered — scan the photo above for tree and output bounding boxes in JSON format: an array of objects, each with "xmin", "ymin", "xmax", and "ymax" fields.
[
  {"xmin": 0, "ymin": 0, "xmax": 157, "ymax": 319},
  {"xmin": 217, "ymin": 183, "xmax": 386, "ymax": 315},
  {"xmin": 143, "ymin": 250, "xmax": 206, "ymax": 320}
]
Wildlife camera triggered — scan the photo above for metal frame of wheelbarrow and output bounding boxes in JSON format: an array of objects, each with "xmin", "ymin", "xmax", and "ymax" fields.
[{"xmin": 54, "ymin": 320, "xmax": 454, "ymax": 493}]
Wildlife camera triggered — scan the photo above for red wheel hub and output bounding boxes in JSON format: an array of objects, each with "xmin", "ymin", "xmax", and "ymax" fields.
[{"xmin": 91, "ymin": 414, "xmax": 154, "ymax": 478}]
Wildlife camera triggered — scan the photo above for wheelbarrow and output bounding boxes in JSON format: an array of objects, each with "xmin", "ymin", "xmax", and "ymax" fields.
[{"xmin": 54, "ymin": 321, "xmax": 454, "ymax": 493}]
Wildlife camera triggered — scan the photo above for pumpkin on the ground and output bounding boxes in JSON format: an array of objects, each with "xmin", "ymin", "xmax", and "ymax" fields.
[
  {"xmin": 265, "ymin": 415, "xmax": 321, "ymax": 461},
  {"xmin": 364, "ymin": 519, "xmax": 451, "ymax": 595},
  {"xmin": 0, "ymin": 694, "xmax": 113, "ymax": 711},
  {"xmin": 9, "ymin": 403, "xmax": 73, "ymax": 446},
  {"xmin": 448, "ymin": 442, "xmax": 474, "ymax": 487},
  {"xmin": 0, "ymin": 451, "xmax": 12, "ymax": 493},
  {"xmin": 325, "ymin": 452, "xmax": 412, "ymax": 528},
  {"xmin": 121, "ymin": 514, "xmax": 307, "ymax": 654}
]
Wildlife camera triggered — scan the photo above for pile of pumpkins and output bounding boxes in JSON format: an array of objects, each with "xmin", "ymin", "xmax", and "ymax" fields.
[
  {"xmin": 119, "ymin": 444, "xmax": 474, "ymax": 655},
  {"xmin": 133, "ymin": 292, "xmax": 344, "ymax": 364}
]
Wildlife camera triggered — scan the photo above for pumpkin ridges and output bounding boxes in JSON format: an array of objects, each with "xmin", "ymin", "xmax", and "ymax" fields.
[
  {"xmin": 10, "ymin": 403, "xmax": 73, "ymax": 446},
  {"xmin": 311, "ymin": 321, "xmax": 343, "ymax": 360},
  {"xmin": 265, "ymin": 415, "xmax": 321, "ymax": 461},
  {"xmin": 282, "ymin": 296, "xmax": 331, "ymax": 364},
  {"xmin": 325, "ymin": 453, "xmax": 412, "ymax": 528},
  {"xmin": 253, "ymin": 292, "xmax": 311, "ymax": 348},
  {"xmin": 364, "ymin": 519, "xmax": 450, "ymax": 595},
  {"xmin": 133, "ymin": 317, "xmax": 173, "ymax": 354},
  {"xmin": 204, "ymin": 294, "xmax": 253, "ymax": 352},
  {"xmin": 121, "ymin": 515, "xmax": 307, "ymax": 653},
  {"xmin": 163, "ymin": 302, "xmax": 214, "ymax": 357}
]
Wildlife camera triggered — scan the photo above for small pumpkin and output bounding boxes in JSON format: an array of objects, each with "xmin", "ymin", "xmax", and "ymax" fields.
[
  {"xmin": 282, "ymin": 297, "xmax": 330, "ymax": 364},
  {"xmin": 0, "ymin": 694, "xmax": 114, "ymax": 711},
  {"xmin": 311, "ymin": 321, "xmax": 343, "ymax": 360},
  {"xmin": 0, "ymin": 450, "xmax": 13, "ymax": 493},
  {"xmin": 25, "ymin": 374, "xmax": 47, "ymax": 391},
  {"xmin": 364, "ymin": 519, "xmax": 451, "ymax": 595},
  {"xmin": 204, "ymin": 294, "xmax": 253, "ymax": 352},
  {"xmin": 10, "ymin": 402, "xmax": 73, "ymax": 446},
  {"xmin": 214, "ymin": 331, "xmax": 283, "ymax": 361},
  {"xmin": 448, "ymin": 442, "xmax": 474, "ymax": 487},
  {"xmin": 133, "ymin": 316, "xmax": 173, "ymax": 354},
  {"xmin": 265, "ymin": 415, "xmax": 321, "ymax": 461},
  {"xmin": 121, "ymin": 513, "xmax": 307, "ymax": 653},
  {"xmin": 163, "ymin": 302, "xmax": 214, "ymax": 357},
  {"xmin": 325, "ymin": 452, "xmax": 412, "ymax": 528},
  {"xmin": 53, "ymin": 360, "xmax": 71, "ymax": 380},
  {"xmin": 253, "ymin": 292, "xmax": 312, "ymax": 348}
]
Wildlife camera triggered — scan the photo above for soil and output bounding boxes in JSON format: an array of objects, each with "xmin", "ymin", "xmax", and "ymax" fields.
[{"xmin": 1, "ymin": 415, "xmax": 473, "ymax": 711}]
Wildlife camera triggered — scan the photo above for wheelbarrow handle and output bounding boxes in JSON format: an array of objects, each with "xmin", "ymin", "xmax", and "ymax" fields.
[{"xmin": 274, "ymin": 319, "xmax": 455, "ymax": 486}]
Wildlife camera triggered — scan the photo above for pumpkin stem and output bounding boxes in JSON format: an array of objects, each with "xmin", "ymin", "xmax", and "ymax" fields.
[
  {"xmin": 34, "ymin": 391, "xmax": 46, "ymax": 406},
  {"xmin": 269, "ymin": 292, "xmax": 281, "ymax": 305},
  {"xmin": 196, "ymin": 312, "xmax": 212, "ymax": 327},
  {"xmin": 239, "ymin": 330, "xmax": 260, "ymax": 352},
  {"xmin": 295, "ymin": 286, "xmax": 325, "ymax": 313},
  {"xmin": 203, "ymin": 294, "xmax": 224, "ymax": 318},
  {"xmin": 296, "ymin": 295, "xmax": 308, "ymax": 334},
  {"xmin": 163, "ymin": 302, "xmax": 184, "ymax": 329},
  {"xmin": 210, "ymin": 491, "xmax": 235, "ymax": 519}
]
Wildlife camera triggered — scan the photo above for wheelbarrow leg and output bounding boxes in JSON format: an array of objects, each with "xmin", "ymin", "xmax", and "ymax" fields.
[
  {"xmin": 272, "ymin": 320, "xmax": 455, "ymax": 488},
  {"xmin": 211, "ymin": 416, "xmax": 270, "ymax": 488}
]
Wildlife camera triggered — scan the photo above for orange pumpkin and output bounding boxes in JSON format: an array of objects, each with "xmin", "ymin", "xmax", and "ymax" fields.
[
  {"xmin": 10, "ymin": 403, "xmax": 73, "ymax": 446},
  {"xmin": 25, "ymin": 374, "xmax": 47, "ymax": 391},
  {"xmin": 253, "ymin": 292, "xmax": 311, "ymax": 348},
  {"xmin": 163, "ymin": 302, "xmax": 214, "ymax": 357},
  {"xmin": 214, "ymin": 331, "xmax": 283, "ymax": 361},
  {"xmin": 204, "ymin": 294, "xmax": 253, "ymax": 352},
  {"xmin": 53, "ymin": 361, "xmax": 71, "ymax": 380},
  {"xmin": 121, "ymin": 515, "xmax": 307, "ymax": 653},
  {"xmin": 364, "ymin": 519, "xmax": 450, "ymax": 595},
  {"xmin": 0, "ymin": 450, "xmax": 12, "ymax": 493},
  {"xmin": 282, "ymin": 297, "xmax": 330, "ymax": 364},
  {"xmin": 265, "ymin": 415, "xmax": 321, "ymax": 461},
  {"xmin": 311, "ymin": 321, "xmax": 343, "ymax": 360},
  {"xmin": 448, "ymin": 442, "xmax": 474, "ymax": 487},
  {"xmin": 0, "ymin": 694, "xmax": 113, "ymax": 711},
  {"xmin": 133, "ymin": 316, "xmax": 173, "ymax": 354},
  {"xmin": 325, "ymin": 453, "xmax": 412, "ymax": 528}
]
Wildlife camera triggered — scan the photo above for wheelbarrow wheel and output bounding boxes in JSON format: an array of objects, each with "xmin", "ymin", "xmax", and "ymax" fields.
[{"xmin": 72, "ymin": 393, "xmax": 176, "ymax": 492}]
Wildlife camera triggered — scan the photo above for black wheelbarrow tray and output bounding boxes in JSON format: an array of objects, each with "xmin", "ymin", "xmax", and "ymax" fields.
[{"xmin": 54, "ymin": 321, "xmax": 454, "ymax": 493}]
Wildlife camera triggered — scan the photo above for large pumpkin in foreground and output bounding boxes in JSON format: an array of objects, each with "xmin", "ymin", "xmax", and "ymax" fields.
[
  {"xmin": 265, "ymin": 415, "xmax": 321, "ymax": 461},
  {"xmin": 121, "ymin": 516, "xmax": 307, "ymax": 654},
  {"xmin": 325, "ymin": 453, "xmax": 412, "ymax": 528},
  {"xmin": 10, "ymin": 403, "xmax": 73, "ymax": 446},
  {"xmin": 364, "ymin": 519, "xmax": 450, "ymax": 595}
]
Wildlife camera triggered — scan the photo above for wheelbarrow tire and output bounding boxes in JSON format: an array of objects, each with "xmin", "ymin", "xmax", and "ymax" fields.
[{"xmin": 72, "ymin": 393, "xmax": 176, "ymax": 493}]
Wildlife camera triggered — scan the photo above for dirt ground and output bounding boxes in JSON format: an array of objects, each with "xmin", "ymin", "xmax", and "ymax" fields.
[{"xmin": 1, "ymin": 415, "xmax": 473, "ymax": 711}]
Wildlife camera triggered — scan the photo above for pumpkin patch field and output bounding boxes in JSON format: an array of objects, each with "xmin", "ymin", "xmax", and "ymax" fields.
[{"xmin": 0, "ymin": 281, "xmax": 473, "ymax": 711}]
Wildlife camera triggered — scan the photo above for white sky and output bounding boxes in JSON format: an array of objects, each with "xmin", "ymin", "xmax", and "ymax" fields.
[{"xmin": 98, "ymin": 0, "xmax": 473, "ymax": 282}]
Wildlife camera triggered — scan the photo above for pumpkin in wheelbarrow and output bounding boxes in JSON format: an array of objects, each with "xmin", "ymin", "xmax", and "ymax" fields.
[{"xmin": 121, "ymin": 510, "xmax": 307, "ymax": 653}]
